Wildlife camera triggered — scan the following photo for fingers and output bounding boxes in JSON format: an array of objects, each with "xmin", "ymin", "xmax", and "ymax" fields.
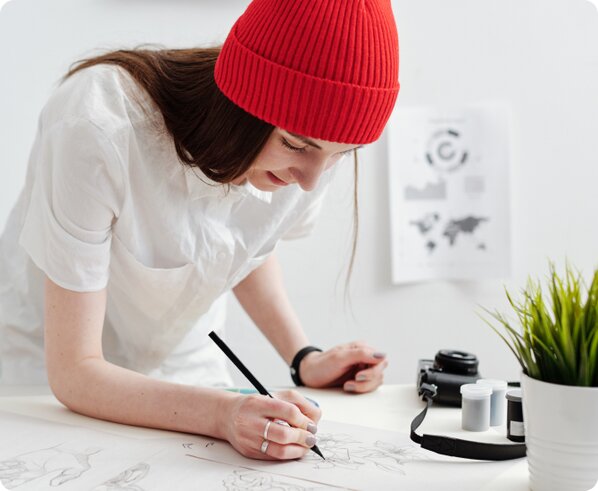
[
  {"xmin": 265, "ymin": 419, "xmax": 318, "ymax": 448},
  {"xmin": 344, "ymin": 359, "xmax": 388, "ymax": 393},
  {"xmin": 263, "ymin": 394, "xmax": 318, "ymax": 432},
  {"xmin": 264, "ymin": 393, "xmax": 319, "ymax": 449},
  {"xmin": 229, "ymin": 393, "xmax": 319, "ymax": 461},
  {"xmin": 261, "ymin": 440, "xmax": 310, "ymax": 460},
  {"xmin": 354, "ymin": 359, "xmax": 388, "ymax": 382},
  {"xmin": 336, "ymin": 344, "xmax": 387, "ymax": 367},
  {"xmin": 274, "ymin": 389, "xmax": 322, "ymax": 424}
]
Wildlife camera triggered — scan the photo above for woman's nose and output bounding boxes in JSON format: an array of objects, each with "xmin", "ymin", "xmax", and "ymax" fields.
[{"xmin": 292, "ymin": 157, "xmax": 333, "ymax": 191}]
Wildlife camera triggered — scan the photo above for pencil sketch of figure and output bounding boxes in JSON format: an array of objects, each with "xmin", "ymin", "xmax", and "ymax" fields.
[
  {"xmin": 222, "ymin": 469, "xmax": 332, "ymax": 491},
  {"xmin": 93, "ymin": 462, "xmax": 150, "ymax": 491},
  {"xmin": 0, "ymin": 444, "xmax": 101, "ymax": 489},
  {"xmin": 301, "ymin": 433, "xmax": 423, "ymax": 475},
  {"xmin": 301, "ymin": 433, "xmax": 365, "ymax": 470},
  {"xmin": 354, "ymin": 441, "xmax": 423, "ymax": 474}
]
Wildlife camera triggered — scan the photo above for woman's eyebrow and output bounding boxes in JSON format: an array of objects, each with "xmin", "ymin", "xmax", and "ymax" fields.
[
  {"xmin": 287, "ymin": 131, "xmax": 323, "ymax": 150},
  {"xmin": 287, "ymin": 131, "xmax": 363, "ymax": 152}
]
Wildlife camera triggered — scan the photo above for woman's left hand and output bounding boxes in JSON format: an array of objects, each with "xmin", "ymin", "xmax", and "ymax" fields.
[{"xmin": 298, "ymin": 341, "xmax": 388, "ymax": 393}]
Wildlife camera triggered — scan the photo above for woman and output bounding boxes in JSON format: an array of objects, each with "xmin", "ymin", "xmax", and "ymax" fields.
[{"xmin": 0, "ymin": 0, "xmax": 399, "ymax": 460}]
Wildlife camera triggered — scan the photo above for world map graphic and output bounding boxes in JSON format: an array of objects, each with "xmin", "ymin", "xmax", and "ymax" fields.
[{"xmin": 409, "ymin": 213, "xmax": 489, "ymax": 253}]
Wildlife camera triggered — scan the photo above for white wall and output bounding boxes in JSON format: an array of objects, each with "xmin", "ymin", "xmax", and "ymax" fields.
[{"xmin": 1, "ymin": 0, "xmax": 597, "ymax": 388}]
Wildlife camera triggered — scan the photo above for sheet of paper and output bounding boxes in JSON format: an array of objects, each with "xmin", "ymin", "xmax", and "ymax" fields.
[
  {"xmin": 0, "ymin": 410, "xmax": 524, "ymax": 490},
  {"xmin": 0, "ymin": 412, "xmax": 166, "ymax": 490},
  {"xmin": 386, "ymin": 103, "xmax": 512, "ymax": 283},
  {"xmin": 184, "ymin": 419, "xmax": 524, "ymax": 490},
  {"xmin": 100, "ymin": 450, "xmax": 341, "ymax": 491},
  {"xmin": 0, "ymin": 411, "xmax": 339, "ymax": 490}
]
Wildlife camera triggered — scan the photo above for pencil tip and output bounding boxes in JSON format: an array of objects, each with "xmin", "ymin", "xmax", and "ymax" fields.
[{"xmin": 312, "ymin": 445, "xmax": 325, "ymax": 460}]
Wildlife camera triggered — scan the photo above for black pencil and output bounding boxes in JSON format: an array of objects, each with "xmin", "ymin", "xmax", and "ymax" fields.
[{"xmin": 208, "ymin": 330, "xmax": 325, "ymax": 460}]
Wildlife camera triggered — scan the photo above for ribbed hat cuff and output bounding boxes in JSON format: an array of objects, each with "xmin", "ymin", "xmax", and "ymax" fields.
[{"xmin": 214, "ymin": 27, "xmax": 400, "ymax": 145}]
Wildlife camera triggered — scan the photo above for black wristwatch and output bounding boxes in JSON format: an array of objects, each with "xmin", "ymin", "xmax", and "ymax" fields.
[{"xmin": 290, "ymin": 346, "xmax": 323, "ymax": 386}]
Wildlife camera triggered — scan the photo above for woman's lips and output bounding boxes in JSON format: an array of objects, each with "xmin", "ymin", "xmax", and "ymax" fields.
[{"xmin": 267, "ymin": 171, "xmax": 288, "ymax": 186}]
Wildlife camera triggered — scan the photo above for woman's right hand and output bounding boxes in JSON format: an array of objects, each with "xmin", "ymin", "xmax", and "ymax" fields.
[{"xmin": 221, "ymin": 389, "xmax": 321, "ymax": 460}]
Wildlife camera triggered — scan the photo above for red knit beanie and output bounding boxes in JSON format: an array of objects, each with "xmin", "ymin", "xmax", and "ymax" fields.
[{"xmin": 214, "ymin": 0, "xmax": 400, "ymax": 145}]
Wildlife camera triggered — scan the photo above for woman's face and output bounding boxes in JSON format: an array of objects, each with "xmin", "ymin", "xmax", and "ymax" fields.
[{"xmin": 234, "ymin": 127, "xmax": 363, "ymax": 192}]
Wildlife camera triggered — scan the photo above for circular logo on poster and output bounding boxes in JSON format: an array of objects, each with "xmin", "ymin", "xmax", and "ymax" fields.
[{"xmin": 425, "ymin": 128, "xmax": 468, "ymax": 173}]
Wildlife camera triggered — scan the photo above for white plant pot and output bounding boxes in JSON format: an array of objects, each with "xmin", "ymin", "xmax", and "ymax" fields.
[{"xmin": 521, "ymin": 372, "xmax": 598, "ymax": 491}]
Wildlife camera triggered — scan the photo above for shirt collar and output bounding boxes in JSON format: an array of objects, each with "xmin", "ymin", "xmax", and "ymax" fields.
[
  {"xmin": 183, "ymin": 166, "xmax": 273, "ymax": 204},
  {"xmin": 236, "ymin": 179, "xmax": 273, "ymax": 204}
]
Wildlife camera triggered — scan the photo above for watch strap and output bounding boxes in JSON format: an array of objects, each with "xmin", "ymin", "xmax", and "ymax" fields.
[{"xmin": 290, "ymin": 346, "xmax": 322, "ymax": 386}]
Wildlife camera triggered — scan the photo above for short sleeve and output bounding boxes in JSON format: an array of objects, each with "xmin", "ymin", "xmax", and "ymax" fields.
[{"xmin": 18, "ymin": 118, "xmax": 124, "ymax": 292}]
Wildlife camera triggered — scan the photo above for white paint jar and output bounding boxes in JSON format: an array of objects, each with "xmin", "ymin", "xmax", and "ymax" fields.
[
  {"xmin": 476, "ymin": 378, "xmax": 508, "ymax": 426},
  {"xmin": 460, "ymin": 383, "xmax": 492, "ymax": 431}
]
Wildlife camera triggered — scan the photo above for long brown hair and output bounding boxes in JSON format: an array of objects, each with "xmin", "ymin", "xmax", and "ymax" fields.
[{"xmin": 62, "ymin": 46, "xmax": 359, "ymax": 287}]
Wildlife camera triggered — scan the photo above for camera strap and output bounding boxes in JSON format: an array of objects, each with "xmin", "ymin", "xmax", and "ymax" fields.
[{"xmin": 410, "ymin": 383, "xmax": 527, "ymax": 461}]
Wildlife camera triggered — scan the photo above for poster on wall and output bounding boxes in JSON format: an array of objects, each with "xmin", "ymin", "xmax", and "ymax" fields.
[{"xmin": 387, "ymin": 103, "xmax": 511, "ymax": 284}]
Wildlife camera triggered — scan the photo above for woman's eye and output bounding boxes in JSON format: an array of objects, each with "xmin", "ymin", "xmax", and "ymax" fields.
[
  {"xmin": 281, "ymin": 138, "xmax": 307, "ymax": 153},
  {"xmin": 280, "ymin": 137, "xmax": 356, "ymax": 157}
]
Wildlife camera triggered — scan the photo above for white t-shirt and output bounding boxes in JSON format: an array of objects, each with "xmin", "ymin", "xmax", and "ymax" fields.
[{"xmin": 0, "ymin": 64, "xmax": 336, "ymax": 386}]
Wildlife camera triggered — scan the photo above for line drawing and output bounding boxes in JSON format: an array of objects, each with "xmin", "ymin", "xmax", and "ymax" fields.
[
  {"xmin": 222, "ymin": 469, "xmax": 332, "ymax": 491},
  {"xmin": 184, "ymin": 432, "xmax": 428, "ymax": 478},
  {"xmin": 300, "ymin": 433, "xmax": 425, "ymax": 474},
  {"xmin": 93, "ymin": 462, "xmax": 150, "ymax": 491},
  {"xmin": 0, "ymin": 444, "xmax": 101, "ymax": 489}
]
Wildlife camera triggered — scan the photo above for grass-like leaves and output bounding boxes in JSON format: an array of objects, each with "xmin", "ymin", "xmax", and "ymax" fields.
[{"xmin": 479, "ymin": 262, "xmax": 598, "ymax": 387}]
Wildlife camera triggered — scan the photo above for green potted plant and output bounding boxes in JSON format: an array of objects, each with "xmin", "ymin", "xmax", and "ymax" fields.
[{"xmin": 481, "ymin": 262, "xmax": 598, "ymax": 491}]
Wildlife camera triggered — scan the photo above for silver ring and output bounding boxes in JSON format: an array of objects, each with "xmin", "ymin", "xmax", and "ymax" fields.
[
  {"xmin": 263, "ymin": 419, "xmax": 272, "ymax": 440},
  {"xmin": 260, "ymin": 439, "xmax": 269, "ymax": 454}
]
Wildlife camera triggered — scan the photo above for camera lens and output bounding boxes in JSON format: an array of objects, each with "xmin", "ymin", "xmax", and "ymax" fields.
[{"xmin": 434, "ymin": 349, "xmax": 479, "ymax": 375}]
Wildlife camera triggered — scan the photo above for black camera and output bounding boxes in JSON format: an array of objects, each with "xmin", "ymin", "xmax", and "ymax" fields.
[{"xmin": 417, "ymin": 349, "xmax": 481, "ymax": 406}]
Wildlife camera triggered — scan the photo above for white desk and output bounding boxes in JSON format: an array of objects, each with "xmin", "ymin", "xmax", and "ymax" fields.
[{"xmin": 0, "ymin": 384, "xmax": 528, "ymax": 490}]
